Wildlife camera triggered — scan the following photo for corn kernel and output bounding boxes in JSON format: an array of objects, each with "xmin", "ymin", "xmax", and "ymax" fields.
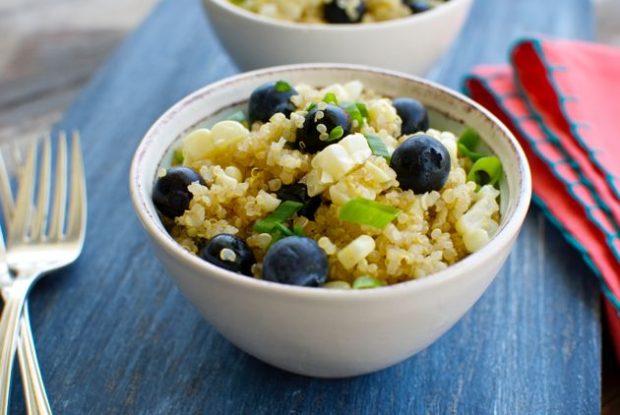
[{"xmin": 337, "ymin": 235, "xmax": 376, "ymax": 270}]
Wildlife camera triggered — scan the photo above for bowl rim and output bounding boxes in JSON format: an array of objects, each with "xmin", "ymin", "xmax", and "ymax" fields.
[
  {"xmin": 129, "ymin": 63, "xmax": 532, "ymax": 301},
  {"xmin": 204, "ymin": 0, "xmax": 472, "ymax": 31}
]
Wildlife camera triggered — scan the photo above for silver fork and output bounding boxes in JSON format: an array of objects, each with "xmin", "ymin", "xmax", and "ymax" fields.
[
  {"xmin": 0, "ymin": 132, "xmax": 87, "ymax": 414},
  {"xmin": 0, "ymin": 144, "xmax": 53, "ymax": 415}
]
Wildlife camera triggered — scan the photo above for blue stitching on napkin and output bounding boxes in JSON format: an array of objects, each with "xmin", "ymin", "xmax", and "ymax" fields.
[
  {"xmin": 507, "ymin": 43, "xmax": 620, "ymax": 235},
  {"xmin": 527, "ymin": 38, "xmax": 620, "ymax": 200},
  {"xmin": 514, "ymin": 114, "xmax": 536, "ymax": 123},
  {"xmin": 559, "ymin": 95, "xmax": 579, "ymax": 104},
  {"xmin": 531, "ymin": 194, "xmax": 620, "ymax": 312},
  {"xmin": 498, "ymin": 92, "xmax": 523, "ymax": 100},
  {"xmin": 551, "ymin": 159, "xmax": 573, "ymax": 166},
  {"xmin": 546, "ymin": 64, "xmax": 569, "ymax": 73}
]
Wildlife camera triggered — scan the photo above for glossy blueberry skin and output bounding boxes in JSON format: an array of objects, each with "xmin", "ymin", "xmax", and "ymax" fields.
[
  {"xmin": 248, "ymin": 81, "xmax": 298, "ymax": 124},
  {"xmin": 262, "ymin": 236, "xmax": 329, "ymax": 287},
  {"xmin": 297, "ymin": 104, "xmax": 351, "ymax": 153},
  {"xmin": 324, "ymin": 0, "xmax": 366, "ymax": 23},
  {"xmin": 152, "ymin": 166, "xmax": 204, "ymax": 218},
  {"xmin": 276, "ymin": 183, "xmax": 322, "ymax": 220},
  {"xmin": 390, "ymin": 135, "xmax": 451, "ymax": 193},
  {"xmin": 403, "ymin": 0, "xmax": 431, "ymax": 13},
  {"xmin": 393, "ymin": 97, "xmax": 429, "ymax": 135},
  {"xmin": 198, "ymin": 234, "xmax": 256, "ymax": 276}
]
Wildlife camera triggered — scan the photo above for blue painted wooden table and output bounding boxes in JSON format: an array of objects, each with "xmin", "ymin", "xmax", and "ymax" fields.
[{"xmin": 10, "ymin": 0, "xmax": 601, "ymax": 413}]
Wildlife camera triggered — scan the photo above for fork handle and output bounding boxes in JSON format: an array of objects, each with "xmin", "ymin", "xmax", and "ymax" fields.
[
  {"xmin": 0, "ymin": 277, "xmax": 33, "ymax": 415},
  {"xmin": 18, "ymin": 304, "xmax": 52, "ymax": 415}
]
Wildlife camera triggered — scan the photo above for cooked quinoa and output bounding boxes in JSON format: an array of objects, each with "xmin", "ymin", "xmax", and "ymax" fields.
[
  {"xmin": 228, "ymin": 0, "xmax": 448, "ymax": 24},
  {"xmin": 154, "ymin": 80, "xmax": 502, "ymax": 288}
]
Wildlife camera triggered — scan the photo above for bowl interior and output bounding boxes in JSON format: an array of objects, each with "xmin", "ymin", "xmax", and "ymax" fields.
[{"xmin": 131, "ymin": 64, "xmax": 530, "ymax": 291}]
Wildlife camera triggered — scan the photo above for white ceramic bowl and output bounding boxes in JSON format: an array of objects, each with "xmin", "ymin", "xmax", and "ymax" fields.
[
  {"xmin": 202, "ymin": 0, "xmax": 473, "ymax": 74},
  {"xmin": 129, "ymin": 64, "xmax": 531, "ymax": 378}
]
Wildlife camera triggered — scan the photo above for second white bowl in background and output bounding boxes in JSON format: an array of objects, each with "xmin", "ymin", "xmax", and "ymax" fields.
[{"xmin": 202, "ymin": 0, "xmax": 473, "ymax": 74}]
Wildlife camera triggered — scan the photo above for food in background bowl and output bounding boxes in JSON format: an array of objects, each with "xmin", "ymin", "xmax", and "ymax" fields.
[
  {"xmin": 153, "ymin": 80, "xmax": 503, "ymax": 288},
  {"xmin": 228, "ymin": 0, "xmax": 450, "ymax": 24},
  {"xmin": 202, "ymin": 0, "xmax": 473, "ymax": 72}
]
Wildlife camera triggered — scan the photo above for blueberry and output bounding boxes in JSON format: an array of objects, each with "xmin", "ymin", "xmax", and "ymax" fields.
[
  {"xmin": 393, "ymin": 97, "xmax": 429, "ymax": 135},
  {"xmin": 297, "ymin": 104, "xmax": 351, "ymax": 153},
  {"xmin": 403, "ymin": 0, "xmax": 431, "ymax": 13},
  {"xmin": 198, "ymin": 234, "xmax": 256, "ymax": 276},
  {"xmin": 152, "ymin": 166, "xmax": 204, "ymax": 218},
  {"xmin": 390, "ymin": 135, "xmax": 451, "ymax": 193},
  {"xmin": 324, "ymin": 0, "xmax": 366, "ymax": 23},
  {"xmin": 262, "ymin": 237, "xmax": 328, "ymax": 287},
  {"xmin": 248, "ymin": 81, "xmax": 298, "ymax": 124},
  {"xmin": 276, "ymin": 183, "xmax": 322, "ymax": 220}
]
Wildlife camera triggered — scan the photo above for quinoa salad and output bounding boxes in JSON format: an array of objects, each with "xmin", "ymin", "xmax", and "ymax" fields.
[
  {"xmin": 152, "ymin": 80, "xmax": 502, "ymax": 289},
  {"xmin": 228, "ymin": 0, "xmax": 449, "ymax": 24}
]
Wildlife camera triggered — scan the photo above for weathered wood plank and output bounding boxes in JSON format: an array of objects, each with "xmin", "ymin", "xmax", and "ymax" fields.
[
  {"xmin": 3, "ymin": 0, "xmax": 602, "ymax": 413},
  {"xmin": 0, "ymin": 0, "xmax": 157, "ymax": 144}
]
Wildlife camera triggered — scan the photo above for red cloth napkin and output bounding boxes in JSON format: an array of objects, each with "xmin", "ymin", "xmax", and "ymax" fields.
[{"xmin": 463, "ymin": 38, "xmax": 620, "ymax": 359}]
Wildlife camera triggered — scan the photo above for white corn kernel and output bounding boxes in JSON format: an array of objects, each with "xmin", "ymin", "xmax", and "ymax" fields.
[
  {"xmin": 301, "ymin": 169, "xmax": 327, "ymax": 197},
  {"xmin": 455, "ymin": 184, "xmax": 500, "ymax": 253},
  {"xmin": 365, "ymin": 160, "xmax": 391, "ymax": 183},
  {"xmin": 312, "ymin": 144, "xmax": 355, "ymax": 183},
  {"xmin": 182, "ymin": 128, "xmax": 213, "ymax": 164},
  {"xmin": 211, "ymin": 120, "xmax": 250, "ymax": 146},
  {"xmin": 256, "ymin": 190, "xmax": 280, "ymax": 211},
  {"xmin": 224, "ymin": 166, "xmax": 243, "ymax": 182},
  {"xmin": 318, "ymin": 237, "xmax": 337, "ymax": 255},
  {"xmin": 462, "ymin": 229, "xmax": 490, "ymax": 252},
  {"xmin": 339, "ymin": 133, "xmax": 372, "ymax": 164},
  {"xmin": 344, "ymin": 81, "xmax": 363, "ymax": 100},
  {"xmin": 256, "ymin": 233, "xmax": 273, "ymax": 248},
  {"xmin": 329, "ymin": 183, "xmax": 353, "ymax": 205},
  {"xmin": 337, "ymin": 235, "xmax": 376, "ymax": 270},
  {"xmin": 182, "ymin": 120, "xmax": 249, "ymax": 164}
]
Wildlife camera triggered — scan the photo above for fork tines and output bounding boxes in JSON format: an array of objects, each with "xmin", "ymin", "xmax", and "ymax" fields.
[{"xmin": 2, "ymin": 131, "xmax": 85, "ymax": 243}]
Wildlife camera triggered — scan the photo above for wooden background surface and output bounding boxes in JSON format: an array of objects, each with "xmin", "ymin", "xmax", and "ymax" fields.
[{"xmin": 0, "ymin": 0, "xmax": 619, "ymax": 413}]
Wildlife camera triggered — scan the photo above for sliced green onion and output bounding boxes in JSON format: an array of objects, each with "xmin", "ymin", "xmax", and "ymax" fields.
[
  {"xmin": 172, "ymin": 148, "xmax": 184, "ymax": 165},
  {"xmin": 328, "ymin": 126, "xmax": 344, "ymax": 141},
  {"xmin": 274, "ymin": 222, "xmax": 294, "ymax": 237},
  {"xmin": 226, "ymin": 110, "xmax": 249, "ymax": 128},
  {"xmin": 292, "ymin": 225, "xmax": 306, "ymax": 236},
  {"xmin": 458, "ymin": 143, "xmax": 485, "ymax": 162},
  {"xmin": 458, "ymin": 127, "xmax": 480, "ymax": 150},
  {"xmin": 363, "ymin": 133, "xmax": 390, "ymax": 161},
  {"xmin": 253, "ymin": 200, "xmax": 303, "ymax": 233},
  {"xmin": 352, "ymin": 276, "xmax": 386, "ymax": 289},
  {"xmin": 268, "ymin": 223, "xmax": 298, "ymax": 247},
  {"xmin": 306, "ymin": 102, "xmax": 317, "ymax": 112},
  {"xmin": 356, "ymin": 102, "xmax": 369, "ymax": 118},
  {"xmin": 269, "ymin": 229, "xmax": 285, "ymax": 246},
  {"xmin": 467, "ymin": 156, "xmax": 503, "ymax": 187},
  {"xmin": 275, "ymin": 80, "xmax": 292, "ymax": 93},
  {"xmin": 339, "ymin": 197, "xmax": 400, "ymax": 229},
  {"xmin": 457, "ymin": 128, "xmax": 484, "ymax": 161},
  {"xmin": 344, "ymin": 103, "xmax": 365, "ymax": 127},
  {"xmin": 324, "ymin": 92, "xmax": 338, "ymax": 105},
  {"xmin": 253, "ymin": 221, "xmax": 275, "ymax": 234}
]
